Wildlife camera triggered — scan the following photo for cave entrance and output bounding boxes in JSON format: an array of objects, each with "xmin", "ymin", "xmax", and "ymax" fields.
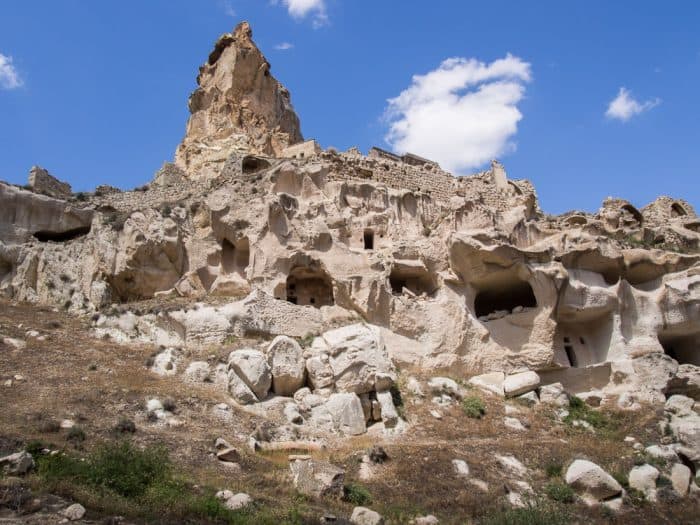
[
  {"xmin": 620, "ymin": 204, "xmax": 643, "ymax": 226},
  {"xmin": 242, "ymin": 155, "xmax": 271, "ymax": 174},
  {"xmin": 389, "ymin": 263, "xmax": 437, "ymax": 297},
  {"xmin": 33, "ymin": 226, "xmax": 91, "ymax": 243},
  {"xmin": 363, "ymin": 229, "xmax": 374, "ymax": 250},
  {"xmin": 658, "ymin": 331, "xmax": 700, "ymax": 366},
  {"xmin": 221, "ymin": 238, "xmax": 249, "ymax": 277},
  {"xmin": 474, "ymin": 274, "xmax": 536, "ymax": 319},
  {"xmin": 286, "ymin": 266, "xmax": 334, "ymax": 307}
]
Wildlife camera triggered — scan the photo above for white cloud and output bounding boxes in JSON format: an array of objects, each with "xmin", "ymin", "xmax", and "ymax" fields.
[
  {"xmin": 605, "ymin": 87, "xmax": 660, "ymax": 122},
  {"xmin": 274, "ymin": 42, "xmax": 294, "ymax": 50},
  {"xmin": 0, "ymin": 53, "xmax": 23, "ymax": 90},
  {"xmin": 384, "ymin": 54, "xmax": 531, "ymax": 174},
  {"xmin": 277, "ymin": 0, "xmax": 327, "ymax": 27}
]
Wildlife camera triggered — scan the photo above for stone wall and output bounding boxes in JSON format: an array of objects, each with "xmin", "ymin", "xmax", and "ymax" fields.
[{"xmin": 28, "ymin": 166, "xmax": 72, "ymax": 199}]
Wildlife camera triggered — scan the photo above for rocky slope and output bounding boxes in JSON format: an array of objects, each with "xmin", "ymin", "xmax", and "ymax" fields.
[{"xmin": 1, "ymin": 21, "xmax": 699, "ymax": 524}]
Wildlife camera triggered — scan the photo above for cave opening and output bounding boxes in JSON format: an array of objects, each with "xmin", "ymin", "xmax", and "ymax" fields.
[
  {"xmin": 33, "ymin": 226, "xmax": 91, "ymax": 243},
  {"xmin": 658, "ymin": 332, "xmax": 700, "ymax": 366},
  {"xmin": 389, "ymin": 265, "xmax": 437, "ymax": 297},
  {"xmin": 242, "ymin": 156, "xmax": 271, "ymax": 174},
  {"xmin": 286, "ymin": 266, "xmax": 334, "ymax": 307},
  {"xmin": 474, "ymin": 277, "xmax": 536, "ymax": 318},
  {"xmin": 671, "ymin": 202, "xmax": 688, "ymax": 217}
]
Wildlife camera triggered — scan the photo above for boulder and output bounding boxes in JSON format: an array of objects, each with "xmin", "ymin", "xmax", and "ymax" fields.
[
  {"xmin": 375, "ymin": 390, "xmax": 399, "ymax": 428},
  {"xmin": 306, "ymin": 355, "xmax": 335, "ymax": 391},
  {"xmin": 228, "ymin": 348, "xmax": 271, "ymax": 400},
  {"xmin": 323, "ymin": 393, "xmax": 367, "ymax": 435},
  {"xmin": 468, "ymin": 372, "xmax": 505, "ymax": 396},
  {"xmin": 628, "ymin": 464, "xmax": 659, "ymax": 501},
  {"xmin": 184, "ymin": 361, "xmax": 211, "ymax": 383},
  {"xmin": 228, "ymin": 370, "xmax": 258, "ymax": 404},
  {"xmin": 665, "ymin": 364, "xmax": 700, "ymax": 400},
  {"xmin": 539, "ymin": 382, "xmax": 569, "ymax": 406},
  {"xmin": 216, "ymin": 490, "xmax": 253, "ymax": 510},
  {"xmin": 284, "ymin": 402, "xmax": 304, "ymax": 424},
  {"xmin": 151, "ymin": 347, "xmax": 182, "ymax": 376},
  {"xmin": 350, "ymin": 507, "xmax": 384, "ymax": 525},
  {"xmin": 0, "ymin": 451, "xmax": 34, "ymax": 475},
  {"xmin": 427, "ymin": 377, "xmax": 462, "ymax": 399},
  {"xmin": 670, "ymin": 463, "xmax": 692, "ymax": 496},
  {"xmin": 503, "ymin": 371, "xmax": 540, "ymax": 397},
  {"xmin": 665, "ymin": 394, "xmax": 696, "ymax": 415},
  {"xmin": 452, "ymin": 459, "xmax": 470, "ymax": 477},
  {"xmin": 495, "ymin": 454, "xmax": 528, "ymax": 478},
  {"xmin": 289, "ymin": 457, "xmax": 344, "ymax": 498},
  {"xmin": 312, "ymin": 324, "xmax": 395, "ymax": 394},
  {"xmin": 216, "ymin": 447, "xmax": 241, "ymax": 463},
  {"xmin": 412, "ymin": 516, "xmax": 439, "ymax": 525},
  {"xmin": 267, "ymin": 336, "xmax": 306, "ymax": 396},
  {"xmin": 61, "ymin": 503, "xmax": 86, "ymax": 521},
  {"xmin": 644, "ymin": 444, "xmax": 679, "ymax": 462},
  {"xmin": 565, "ymin": 460, "xmax": 622, "ymax": 502},
  {"xmin": 516, "ymin": 391, "xmax": 539, "ymax": 406}
]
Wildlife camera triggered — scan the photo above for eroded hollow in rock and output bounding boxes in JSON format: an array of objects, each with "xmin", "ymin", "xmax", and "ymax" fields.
[
  {"xmin": 221, "ymin": 238, "xmax": 249, "ymax": 277},
  {"xmin": 33, "ymin": 226, "xmax": 91, "ymax": 243},
  {"xmin": 286, "ymin": 266, "xmax": 334, "ymax": 307},
  {"xmin": 363, "ymin": 229, "xmax": 374, "ymax": 250},
  {"xmin": 658, "ymin": 331, "xmax": 700, "ymax": 366},
  {"xmin": 0, "ymin": 258, "xmax": 11, "ymax": 281},
  {"xmin": 555, "ymin": 317, "xmax": 613, "ymax": 367},
  {"xmin": 671, "ymin": 202, "xmax": 688, "ymax": 217},
  {"xmin": 242, "ymin": 155, "xmax": 271, "ymax": 174},
  {"xmin": 473, "ymin": 273, "xmax": 536, "ymax": 318},
  {"xmin": 621, "ymin": 204, "xmax": 643, "ymax": 226},
  {"xmin": 389, "ymin": 264, "xmax": 437, "ymax": 296}
]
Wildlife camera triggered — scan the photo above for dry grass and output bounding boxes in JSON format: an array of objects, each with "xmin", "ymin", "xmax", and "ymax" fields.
[{"xmin": 1, "ymin": 298, "xmax": 698, "ymax": 524}]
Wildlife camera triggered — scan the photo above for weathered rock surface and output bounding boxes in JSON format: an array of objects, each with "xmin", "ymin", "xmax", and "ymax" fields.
[
  {"xmin": 565, "ymin": 459, "xmax": 622, "ymax": 502},
  {"xmin": 267, "ymin": 335, "xmax": 306, "ymax": 396},
  {"xmin": 289, "ymin": 457, "xmax": 344, "ymax": 498}
]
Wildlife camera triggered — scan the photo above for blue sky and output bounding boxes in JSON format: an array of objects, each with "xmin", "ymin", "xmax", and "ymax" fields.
[{"xmin": 1, "ymin": 1, "xmax": 699, "ymax": 214}]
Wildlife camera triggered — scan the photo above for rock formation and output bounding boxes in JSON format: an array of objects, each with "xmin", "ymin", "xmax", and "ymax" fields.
[{"xmin": 175, "ymin": 21, "xmax": 303, "ymax": 179}]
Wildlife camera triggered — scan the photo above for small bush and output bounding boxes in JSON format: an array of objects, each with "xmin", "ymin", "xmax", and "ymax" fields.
[
  {"xmin": 544, "ymin": 461, "xmax": 563, "ymax": 478},
  {"xmin": 25, "ymin": 440, "xmax": 46, "ymax": 456},
  {"xmin": 298, "ymin": 333, "xmax": 315, "ymax": 347},
  {"xmin": 612, "ymin": 470, "xmax": 629, "ymax": 489},
  {"xmin": 114, "ymin": 418, "xmax": 136, "ymax": 434},
  {"xmin": 461, "ymin": 396, "xmax": 486, "ymax": 419},
  {"xmin": 544, "ymin": 482, "xmax": 575, "ymax": 503},
  {"xmin": 563, "ymin": 396, "xmax": 613, "ymax": 432},
  {"xmin": 344, "ymin": 483, "xmax": 372, "ymax": 506},
  {"xmin": 37, "ymin": 419, "xmax": 61, "ymax": 433},
  {"xmin": 66, "ymin": 426, "xmax": 86, "ymax": 443},
  {"xmin": 162, "ymin": 398, "xmax": 177, "ymax": 413}
]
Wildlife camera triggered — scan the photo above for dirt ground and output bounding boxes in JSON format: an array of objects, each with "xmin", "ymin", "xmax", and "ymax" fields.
[{"xmin": 1, "ymin": 298, "xmax": 698, "ymax": 524}]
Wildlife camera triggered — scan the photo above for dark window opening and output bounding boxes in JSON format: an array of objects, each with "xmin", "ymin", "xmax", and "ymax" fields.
[
  {"xmin": 363, "ymin": 229, "xmax": 374, "ymax": 250},
  {"xmin": 288, "ymin": 297, "xmax": 298, "ymax": 305},
  {"xmin": 310, "ymin": 298, "xmax": 315, "ymax": 304},
  {"xmin": 564, "ymin": 345, "xmax": 578, "ymax": 367},
  {"xmin": 390, "ymin": 278, "xmax": 406, "ymax": 295},
  {"xmin": 474, "ymin": 278, "xmax": 537, "ymax": 318},
  {"xmin": 579, "ymin": 337, "xmax": 586, "ymax": 345},
  {"xmin": 33, "ymin": 226, "xmax": 91, "ymax": 243},
  {"xmin": 242, "ymin": 156, "xmax": 271, "ymax": 174},
  {"xmin": 221, "ymin": 238, "xmax": 250, "ymax": 277},
  {"xmin": 564, "ymin": 337, "xmax": 570, "ymax": 343}
]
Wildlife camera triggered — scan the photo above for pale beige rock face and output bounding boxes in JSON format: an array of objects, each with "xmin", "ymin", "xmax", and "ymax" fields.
[
  {"xmin": 1, "ymin": 21, "xmax": 700, "ymax": 434},
  {"xmin": 175, "ymin": 22, "xmax": 303, "ymax": 179}
]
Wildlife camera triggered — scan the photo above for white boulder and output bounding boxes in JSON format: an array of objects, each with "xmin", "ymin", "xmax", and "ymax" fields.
[
  {"xmin": 503, "ymin": 371, "xmax": 540, "ymax": 397},
  {"xmin": 267, "ymin": 336, "xmax": 305, "ymax": 396},
  {"xmin": 565, "ymin": 459, "xmax": 622, "ymax": 502},
  {"xmin": 228, "ymin": 348, "xmax": 271, "ymax": 400}
]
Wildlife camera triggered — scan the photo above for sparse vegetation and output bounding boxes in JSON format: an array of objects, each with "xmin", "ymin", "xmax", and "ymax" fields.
[
  {"xmin": 344, "ymin": 482, "xmax": 372, "ymax": 506},
  {"xmin": 461, "ymin": 395, "xmax": 486, "ymax": 419},
  {"xmin": 563, "ymin": 396, "xmax": 614, "ymax": 433},
  {"xmin": 34, "ymin": 441, "xmax": 305, "ymax": 524},
  {"xmin": 114, "ymin": 418, "xmax": 136, "ymax": 434},
  {"xmin": 66, "ymin": 426, "xmax": 86, "ymax": 444},
  {"xmin": 544, "ymin": 461, "xmax": 563, "ymax": 478},
  {"xmin": 544, "ymin": 482, "xmax": 575, "ymax": 503},
  {"xmin": 480, "ymin": 502, "xmax": 570, "ymax": 525}
]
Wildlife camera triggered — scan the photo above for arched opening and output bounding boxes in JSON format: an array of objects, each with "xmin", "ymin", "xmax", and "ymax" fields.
[
  {"xmin": 658, "ymin": 331, "xmax": 700, "ymax": 366},
  {"xmin": 242, "ymin": 155, "xmax": 271, "ymax": 174},
  {"xmin": 286, "ymin": 266, "xmax": 334, "ymax": 307},
  {"xmin": 671, "ymin": 202, "xmax": 688, "ymax": 218},
  {"xmin": 474, "ymin": 275, "xmax": 537, "ymax": 319},
  {"xmin": 363, "ymin": 229, "xmax": 374, "ymax": 250},
  {"xmin": 33, "ymin": 226, "xmax": 91, "ymax": 243},
  {"xmin": 620, "ymin": 204, "xmax": 643, "ymax": 226}
]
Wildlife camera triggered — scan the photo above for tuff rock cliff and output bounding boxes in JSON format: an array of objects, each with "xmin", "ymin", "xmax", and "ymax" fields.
[{"xmin": 1, "ymin": 22, "xmax": 700, "ymax": 522}]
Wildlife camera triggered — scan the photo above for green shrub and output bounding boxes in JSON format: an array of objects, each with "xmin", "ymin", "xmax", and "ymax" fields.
[
  {"xmin": 25, "ymin": 440, "xmax": 45, "ymax": 456},
  {"xmin": 461, "ymin": 396, "xmax": 486, "ymax": 419},
  {"xmin": 544, "ymin": 482, "xmax": 575, "ymax": 503},
  {"xmin": 563, "ymin": 396, "xmax": 613, "ymax": 431},
  {"xmin": 612, "ymin": 470, "xmax": 629, "ymax": 489},
  {"xmin": 344, "ymin": 483, "xmax": 372, "ymax": 506},
  {"xmin": 66, "ymin": 426, "xmax": 86, "ymax": 443},
  {"xmin": 544, "ymin": 461, "xmax": 563, "ymax": 478}
]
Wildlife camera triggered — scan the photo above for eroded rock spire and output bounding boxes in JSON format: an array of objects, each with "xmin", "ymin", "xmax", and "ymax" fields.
[{"xmin": 175, "ymin": 21, "xmax": 303, "ymax": 179}]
